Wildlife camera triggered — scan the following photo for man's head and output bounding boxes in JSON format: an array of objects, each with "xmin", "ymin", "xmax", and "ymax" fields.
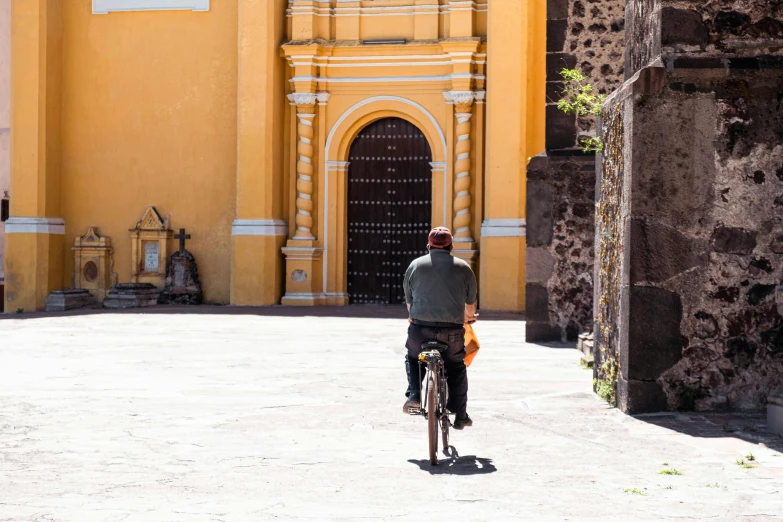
[{"xmin": 427, "ymin": 227, "xmax": 453, "ymax": 251}]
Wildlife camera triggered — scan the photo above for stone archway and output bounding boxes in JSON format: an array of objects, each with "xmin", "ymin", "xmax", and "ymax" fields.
[{"xmin": 320, "ymin": 97, "xmax": 448, "ymax": 303}]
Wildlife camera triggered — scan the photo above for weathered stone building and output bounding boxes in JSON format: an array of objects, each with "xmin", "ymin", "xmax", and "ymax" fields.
[
  {"xmin": 526, "ymin": 0, "xmax": 626, "ymax": 342},
  {"xmin": 595, "ymin": 0, "xmax": 783, "ymax": 413}
]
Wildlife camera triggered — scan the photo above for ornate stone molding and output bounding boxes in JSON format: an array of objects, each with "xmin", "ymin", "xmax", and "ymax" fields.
[
  {"xmin": 288, "ymin": 92, "xmax": 317, "ymax": 114},
  {"xmin": 444, "ymin": 90, "xmax": 476, "ymax": 113},
  {"xmin": 289, "ymin": 94, "xmax": 317, "ymax": 240},
  {"xmin": 448, "ymin": 93, "xmax": 475, "ymax": 242}
]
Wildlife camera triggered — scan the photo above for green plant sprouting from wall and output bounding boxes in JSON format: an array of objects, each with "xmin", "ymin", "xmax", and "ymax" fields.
[
  {"xmin": 594, "ymin": 359, "xmax": 618, "ymax": 404},
  {"xmin": 557, "ymin": 68, "xmax": 605, "ymax": 153}
]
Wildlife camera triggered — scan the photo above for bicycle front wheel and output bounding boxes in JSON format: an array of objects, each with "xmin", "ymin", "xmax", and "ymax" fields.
[{"xmin": 427, "ymin": 372, "xmax": 438, "ymax": 465}]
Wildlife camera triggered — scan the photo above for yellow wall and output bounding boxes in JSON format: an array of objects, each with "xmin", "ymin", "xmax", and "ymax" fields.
[
  {"xmin": 59, "ymin": 2, "xmax": 238, "ymax": 303},
  {"xmin": 5, "ymin": 0, "xmax": 546, "ymax": 312},
  {"xmin": 0, "ymin": 0, "xmax": 9, "ymax": 284}
]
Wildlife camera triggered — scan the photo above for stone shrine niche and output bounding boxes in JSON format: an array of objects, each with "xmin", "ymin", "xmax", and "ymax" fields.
[
  {"xmin": 72, "ymin": 227, "xmax": 118, "ymax": 301},
  {"xmin": 129, "ymin": 207, "xmax": 172, "ymax": 288}
]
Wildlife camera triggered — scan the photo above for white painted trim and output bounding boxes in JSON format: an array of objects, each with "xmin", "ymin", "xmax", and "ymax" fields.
[
  {"xmin": 290, "ymin": 74, "xmax": 485, "ymax": 84},
  {"xmin": 323, "ymin": 96, "xmax": 448, "ymax": 295},
  {"xmin": 5, "ymin": 217, "xmax": 65, "ymax": 235},
  {"xmin": 93, "ymin": 0, "xmax": 209, "ymax": 14},
  {"xmin": 480, "ymin": 219, "xmax": 527, "ymax": 238},
  {"xmin": 326, "ymin": 161, "xmax": 351, "ymax": 171},
  {"xmin": 283, "ymin": 293, "xmax": 327, "ymax": 300},
  {"xmin": 232, "ymin": 219, "xmax": 288, "ymax": 237},
  {"xmin": 286, "ymin": 1, "xmax": 486, "ymax": 17}
]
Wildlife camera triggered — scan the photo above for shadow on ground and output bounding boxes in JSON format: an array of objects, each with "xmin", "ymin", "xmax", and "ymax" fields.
[
  {"xmin": 0, "ymin": 304, "xmax": 525, "ymax": 322},
  {"xmin": 635, "ymin": 411, "xmax": 783, "ymax": 453},
  {"xmin": 408, "ymin": 446, "xmax": 498, "ymax": 475}
]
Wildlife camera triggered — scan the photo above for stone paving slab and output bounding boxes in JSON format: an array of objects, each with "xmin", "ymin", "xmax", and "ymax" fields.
[{"xmin": 0, "ymin": 312, "xmax": 781, "ymax": 521}]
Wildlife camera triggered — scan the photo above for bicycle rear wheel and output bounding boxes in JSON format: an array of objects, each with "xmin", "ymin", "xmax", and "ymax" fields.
[
  {"xmin": 427, "ymin": 372, "xmax": 438, "ymax": 465},
  {"xmin": 439, "ymin": 367, "xmax": 449, "ymax": 452}
]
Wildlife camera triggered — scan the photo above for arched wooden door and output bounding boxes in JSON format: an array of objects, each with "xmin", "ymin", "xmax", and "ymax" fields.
[{"xmin": 346, "ymin": 118, "xmax": 433, "ymax": 305}]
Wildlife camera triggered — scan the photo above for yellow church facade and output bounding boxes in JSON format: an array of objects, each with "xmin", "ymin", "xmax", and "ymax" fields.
[{"xmin": 3, "ymin": 0, "xmax": 544, "ymax": 312}]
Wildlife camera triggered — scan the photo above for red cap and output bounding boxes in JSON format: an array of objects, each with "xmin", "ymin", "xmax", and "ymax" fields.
[{"xmin": 428, "ymin": 227, "xmax": 453, "ymax": 248}]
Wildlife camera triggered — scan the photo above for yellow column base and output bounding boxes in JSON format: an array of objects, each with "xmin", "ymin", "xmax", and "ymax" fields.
[
  {"xmin": 231, "ymin": 229, "xmax": 287, "ymax": 306},
  {"xmin": 479, "ymin": 234, "xmax": 526, "ymax": 312},
  {"xmin": 281, "ymin": 239, "xmax": 325, "ymax": 306},
  {"xmin": 3, "ymin": 221, "xmax": 65, "ymax": 313}
]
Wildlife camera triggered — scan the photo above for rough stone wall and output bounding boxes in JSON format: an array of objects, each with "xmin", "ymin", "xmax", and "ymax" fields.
[
  {"xmin": 526, "ymin": 153, "xmax": 596, "ymax": 342},
  {"xmin": 596, "ymin": 1, "xmax": 783, "ymax": 412},
  {"xmin": 526, "ymin": 0, "xmax": 626, "ymax": 343},
  {"xmin": 627, "ymin": 0, "xmax": 783, "ymax": 79},
  {"xmin": 547, "ymin": 0, "xmax": 626, "ymax": 149},
  {"xmin": 652, "ymin": 67, "xmax": 783, "ymax": 411}
]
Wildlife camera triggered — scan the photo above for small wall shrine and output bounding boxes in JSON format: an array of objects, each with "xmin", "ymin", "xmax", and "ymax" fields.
[
  {"xmin": 129, "ymin": 207, "xmax": 172, "ymax": 288},
  {"xmin": 72, "ymin": 227, "xmax": 117, "ymax": 301}
]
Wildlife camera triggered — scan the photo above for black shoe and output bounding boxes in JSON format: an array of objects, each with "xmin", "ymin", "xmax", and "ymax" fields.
[{"xmin": 453, "ymin": 414, "xmax": 473, "ymax": 430}]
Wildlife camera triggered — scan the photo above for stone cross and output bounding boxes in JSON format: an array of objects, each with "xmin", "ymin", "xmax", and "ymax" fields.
[{"xmin": 174, "ymin": 228, "xmax": 191, "ymax": 253}]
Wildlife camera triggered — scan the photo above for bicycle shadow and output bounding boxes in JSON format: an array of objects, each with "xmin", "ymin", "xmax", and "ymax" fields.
[{"xmin": 407, "ymin": 446, "xmax": 497, "ymax": 475}]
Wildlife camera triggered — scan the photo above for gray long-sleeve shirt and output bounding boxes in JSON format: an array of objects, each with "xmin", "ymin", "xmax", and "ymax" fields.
[{"xmin": 403, "ymin": 248, "xmax": 478, "ymax": 325}]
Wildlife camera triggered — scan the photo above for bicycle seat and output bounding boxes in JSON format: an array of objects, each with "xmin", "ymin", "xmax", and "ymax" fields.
[{"xmin": 421, "ymin": 340, "xmax": 448, "ymax": 351}]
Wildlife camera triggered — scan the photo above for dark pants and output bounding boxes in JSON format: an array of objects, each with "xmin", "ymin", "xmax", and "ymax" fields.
[{"xmin": 405, "ymin": 323, "xmax": 468, "ymax": 418}]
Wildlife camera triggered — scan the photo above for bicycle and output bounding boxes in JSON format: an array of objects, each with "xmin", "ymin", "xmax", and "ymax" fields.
[{"xmin": 417, "ymin": 341, "xmax": 451, "ymax": 465}]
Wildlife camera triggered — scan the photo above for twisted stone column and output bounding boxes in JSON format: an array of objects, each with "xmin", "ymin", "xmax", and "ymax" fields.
[
  {"xmin": 451, "ymin": 92, "xmax": 475, "ymax": 242},
  {"xmin": 289, "ymin": 93, "xmax": 317, "ymax": 239}
]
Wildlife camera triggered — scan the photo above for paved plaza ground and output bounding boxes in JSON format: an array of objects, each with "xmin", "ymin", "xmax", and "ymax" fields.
[{"xmin": 1, "ymin": 308, "xmax": 782, "ymax": 521}]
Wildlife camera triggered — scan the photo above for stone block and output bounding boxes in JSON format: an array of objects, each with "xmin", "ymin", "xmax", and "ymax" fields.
[
  {"xmin": 526, "ymin": 322, "xmax": 562, "ymax": 343},
  {"xmin": 546, "ymin": 53, "xmax": 577, "ymax": 82},
  {"xmin": 660, "ymin": 8, "xmax": 709, "ymax": 48},
  {"xmin": 525, "ymin": 283, "xmax": 551, "ymax": 323},
  {"xmin": 526, "ymin": 247, "xmax": 555, "ymax": 284},
  {"xmin": 45, "ymin": 289, "xmax": 98, "ymax": 312},
  {"xmin": 546, "ymin": 82, "xmax": 565, "ymax": 104},
  {"xmin": 629, "ymin": 218, "xmax": 707, "ymax": 284},
  {"xmin": 768, "ymin": 392, "xmax": 783, "ymax": 436},
  {"xmin": 526, "ymin": 179, "xmax": 555, "ymax": 247},
  {"xmin": 545, "ymin": 105, "xmax": 577, "ymax": 150},
  {"xmin": 617, "ymin": 376, "xmax": 669, "ymax": 414},
  {"xmin": 547, "ymin": 0, "xmax": 568, "ymax": 20},
  {"xmin": 711, "ymin": 225, "xmax": 758, "ymax": 255},
  {"xmin": 547, "ymin": 19, "xmax": 568, "ymax": 53},
  {"xmin": 103, "ymin": 283, "xmax": 160, "ymax": 309},
  {"xmin": 625, "ymin": 286, "xmax": 683, "ymax": 381}
]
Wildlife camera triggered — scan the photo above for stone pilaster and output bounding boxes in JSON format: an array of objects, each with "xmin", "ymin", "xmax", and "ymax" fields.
[
  {"xmin": 289, "ymin": 93, "xmax": 317, "ymax": 240},
  {"xmin": 445, "ymin": 90, "xmax": 479, "ymax": 268},
  {"xmin": 231, "ymin": 0, "xmax": 289, "ymax": 306},
  {"xmin": 282, "ymin": 92, "xmax": 324, "ymax": 306},
  {"xmin": 4, "ymin": 0, "xmax": 65, "ymax": 312}
]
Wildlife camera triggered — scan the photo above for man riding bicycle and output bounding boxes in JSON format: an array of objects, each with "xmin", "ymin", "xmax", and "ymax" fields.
[{"xmin": 402, "ymin": 227, "xmax": 478, "ymax": 430}]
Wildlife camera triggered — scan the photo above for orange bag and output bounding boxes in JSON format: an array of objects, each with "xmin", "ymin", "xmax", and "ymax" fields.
[{"xmin": 464, "ymin": 323, "xmax": 481, "ymax": 367}]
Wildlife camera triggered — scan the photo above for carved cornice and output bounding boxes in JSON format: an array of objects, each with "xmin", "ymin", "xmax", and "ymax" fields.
[
  {"xmin": 288, "ymin": 92, "xmax": 318, "ymax": 114},
  {"xmin": 444, "ymin": 90, "xmax": 475, "ymax": 113}
]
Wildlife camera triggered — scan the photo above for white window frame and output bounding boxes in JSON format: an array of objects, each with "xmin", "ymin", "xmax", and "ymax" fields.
[{"xmin": 93, "ymin": 0, "xmax": 209, "ymax": 14}]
